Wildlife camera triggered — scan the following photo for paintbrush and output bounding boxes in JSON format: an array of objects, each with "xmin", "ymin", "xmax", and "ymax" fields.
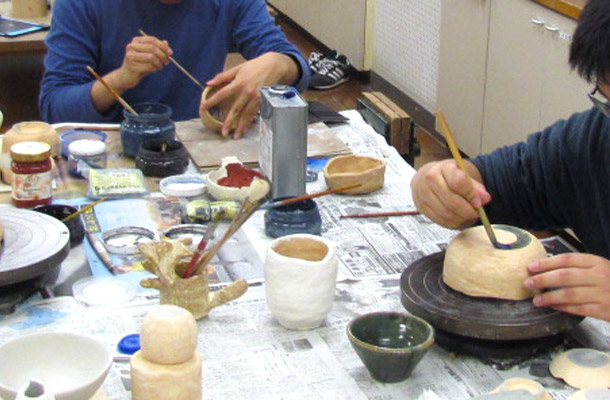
[
  {"xmin": 262, "ymin": 183, "xmax": 362, "ymax": 209},
  {"xmin": 339, "ymin": 210, "xmax": 420, "ymax": 219},
  {"xmin": 62, "ymin": 197, "xmax": 109, "ymax": 223},
  {"xmin": 86, "ymin": 66, "xmax": 138, "ymax": 115},
  {"xmin": 193, "ymin": 195, "xmax": 266, "ymax": 276},
  {"xmin": 139, "ymin": 30, "xmax": 205, "ymax": 90},
  {"xmin": 87, "ymin": 232, "xmax": 119, "ymax": 275},
  {"xmin": 435, "ymin": 111, "xmax": 509, "ymax": 250},
  {"xmin": 182, "ymin": 211, "xmax": 225, "ymax": 279}
]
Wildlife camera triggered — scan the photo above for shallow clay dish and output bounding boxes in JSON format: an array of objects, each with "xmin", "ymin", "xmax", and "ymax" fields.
[
  {"xmin": 550, "ymin": 348, "xmax": 610, "ymax": 389},
  {"xmin": 323, "ymin": 154, "xmax": 386, "ymax": 194}
]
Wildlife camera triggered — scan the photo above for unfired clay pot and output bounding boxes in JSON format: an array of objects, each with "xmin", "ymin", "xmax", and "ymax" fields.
[
  {"xmin": 323, "ymin": 154, "xmax": 387, "ymax": 194},
  {"xmin": 265, "ymin": 234, "xmax": 338, "ymax": 330}
]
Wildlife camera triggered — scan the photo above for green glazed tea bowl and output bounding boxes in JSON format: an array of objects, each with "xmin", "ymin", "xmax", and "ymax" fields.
[{"xmin": 347, "ymin": 311, "xmax": 434, "ymax": 383}]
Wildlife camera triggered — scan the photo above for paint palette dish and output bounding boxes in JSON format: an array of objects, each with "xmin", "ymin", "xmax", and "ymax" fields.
[
  {"xmin": 0, "ymin": 332, "xmax": 112, "ymax": 400},
  {"xmin": 206, "ymin": 157, "xmax": 268, "ymax": 202}
]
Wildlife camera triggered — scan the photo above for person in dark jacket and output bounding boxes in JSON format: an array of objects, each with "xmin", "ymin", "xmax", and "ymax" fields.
[{"xmin": 411, "ymin": 0, "xmax": 610, "ymax": 322}]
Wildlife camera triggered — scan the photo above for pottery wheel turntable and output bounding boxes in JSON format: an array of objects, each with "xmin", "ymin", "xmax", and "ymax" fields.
[
  {"xmin": 401, "ymin": 252, "xmax": 583, "ymax": 367},
  {"xmin": 0, "ymin": 207, "xmax": 70, "ymax": 314}
]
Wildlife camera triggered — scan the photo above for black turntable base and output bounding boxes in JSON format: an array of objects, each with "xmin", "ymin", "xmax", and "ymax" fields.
[{"xmin": 400, "ymin": 252, "xmax": 583, "ymax": 367}]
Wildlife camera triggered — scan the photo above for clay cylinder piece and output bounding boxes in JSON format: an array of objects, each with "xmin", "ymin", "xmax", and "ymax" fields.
[
  {"xmin": 323, "ymin": 154, "xmax": 386, "ymax": 194},
  {"xmin": 131, "ymin": 351, "xmax": 202, "ymax": 400},
  {"xmin": 443, "ymin": 225, "xmax": 547, "ymax": 300}
]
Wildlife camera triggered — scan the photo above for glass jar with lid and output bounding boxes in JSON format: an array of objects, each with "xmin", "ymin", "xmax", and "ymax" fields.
[{"xmin": 11, "ymin": 141, "xmax": 53, "ymax": 208}]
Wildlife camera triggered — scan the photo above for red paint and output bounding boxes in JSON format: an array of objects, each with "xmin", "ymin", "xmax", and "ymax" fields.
[{"xmin": 217, "ymin": 163, "xmax": 264, "ymax": 188}]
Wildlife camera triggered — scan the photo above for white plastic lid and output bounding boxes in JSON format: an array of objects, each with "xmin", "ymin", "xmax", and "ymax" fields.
[
  {"xmin": 68, "ymin": 139, "xmax": 106, "ymax": 156},
  {"xmin": 160, "ymin": 174, "xmax": 207, "ymax": 197}
]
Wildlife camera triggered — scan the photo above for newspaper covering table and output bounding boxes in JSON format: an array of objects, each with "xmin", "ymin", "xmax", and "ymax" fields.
[{"xmin": 1, "ymin": 110, "xmax": 609, "ymax": 399}]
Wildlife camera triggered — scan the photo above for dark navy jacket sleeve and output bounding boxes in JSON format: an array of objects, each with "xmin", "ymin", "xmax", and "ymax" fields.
[{"xmin": 471, "ymin": 107, "xmax": 610, "ymax": 258}]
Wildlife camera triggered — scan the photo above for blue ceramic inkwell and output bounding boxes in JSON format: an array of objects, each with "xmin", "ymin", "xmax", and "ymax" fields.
[
  {"xmin": 120, "ymin": 103, "xmax": 176, "ymax": 158},
  {"xmin": 264, "ymin": 197, "xmax": 322, "ymax": 238}
]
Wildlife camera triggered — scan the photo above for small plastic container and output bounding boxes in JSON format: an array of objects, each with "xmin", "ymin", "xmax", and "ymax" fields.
[
  {"xmin": 264, "ymin": 198, "xmax": 322, "ymax": 238},
  {"xmin": 68, "ymin": 139, "xmax": 107, "ymax": 178}
]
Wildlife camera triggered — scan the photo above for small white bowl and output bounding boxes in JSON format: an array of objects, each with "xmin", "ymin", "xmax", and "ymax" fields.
[{"xmin": 0, "ymin": 332, "xmax": 112, "ymax": 400}]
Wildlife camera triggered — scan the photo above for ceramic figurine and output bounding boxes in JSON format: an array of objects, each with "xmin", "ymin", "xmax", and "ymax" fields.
[
  {"xmin": 138, "ymin": 239, "xmax": 248, "ymax": 319},
  {"xmin": 131, "ymin": 305, "xmax": 202, "ymax": 400}
]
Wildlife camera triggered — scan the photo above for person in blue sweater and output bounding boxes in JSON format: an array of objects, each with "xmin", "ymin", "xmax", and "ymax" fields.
[
  {"xmin": 39, "ymin": 0, "xmax": 309, "ymax": 138},
  {"xmin": 411, "ymin": 0, "xmax": 610, "ymax": 322}
]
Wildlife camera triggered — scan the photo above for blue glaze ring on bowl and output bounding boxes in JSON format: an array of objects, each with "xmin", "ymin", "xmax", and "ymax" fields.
[
  {"xmin": 120, "ymin": 103, "xmax": 176, "ymax": 158},
  {"xmin": 347, "ymin": 311, "xmax": 435, "ymax": 383},
  {"xmin": 59, "ymin": 130, "xmax": 108, "ymax": 158},
  {"xmin": 264, "ymin": 197, "xmax": 322, "ymax": 238}
]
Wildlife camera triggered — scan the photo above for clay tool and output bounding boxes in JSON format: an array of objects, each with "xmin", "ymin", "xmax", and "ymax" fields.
[
  {"xmin": 436, "ymin": 110, "xmax": 510, "ymax": 250},
  {"xmin": 87, "ymin": 232, "xmax": 120, "ymax": 275},
  {"xmin": 182, "ymin": 211, "xmax": 225, "ymax": 279},
  {"xmin": 263, "ymin": 183, "xmax": 362, "ymax": 209},
  {"xmin": 340, "ymin": 210, "xmax": 420, "ymax": 219},
  {"xmin": 139, "ymin": 29, "xmax": 205, "ymax": 90},
  {"xmin": 86, "ymin": 66, "xmax": 138, "ymax": 115},
  {"xmin": 62, "ymin": 197, "xmax": 109, "ymax": 223}
]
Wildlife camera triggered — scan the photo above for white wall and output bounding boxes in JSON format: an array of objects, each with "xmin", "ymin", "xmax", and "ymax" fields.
[{"xmin": 372, "ymin": 0, "xmax": 441, "ymax": 113}]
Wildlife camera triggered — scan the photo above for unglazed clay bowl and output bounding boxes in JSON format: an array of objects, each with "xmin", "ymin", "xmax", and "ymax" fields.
[
  {"xmin": 199, "ymin": 85, "xmax": 238, "ymax": 132},
  {"xmin": 347, "ymin": 311, "xmax": 434, "ymax": 383},
  {"xmin": 323, "ymin": 154, "xmax": 386, "ymax": 194},
  {"xmin": 0, "ymin": 332, "xmax": 112, "ymax": 400}
]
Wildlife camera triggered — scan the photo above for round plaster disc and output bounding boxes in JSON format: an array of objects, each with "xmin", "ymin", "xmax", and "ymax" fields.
[
  {"xmin": 0, "ymin": 207, "xmax": 70, "ymax": 287},
  {"xmin": 400, "ymin": 251, "xmax": 583, "ymax": 341}
]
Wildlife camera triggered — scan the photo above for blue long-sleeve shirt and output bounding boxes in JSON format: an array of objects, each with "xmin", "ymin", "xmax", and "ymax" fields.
[
  {"xmin": 471, "ymin": 106, "xmax": 610, "ymax": 258},
  {"xmin": 40, "ymin": 0, "xmax": 310, "ymax": 123}
]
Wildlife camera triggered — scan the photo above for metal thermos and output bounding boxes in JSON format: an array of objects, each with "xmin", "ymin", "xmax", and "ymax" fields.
[{"xmin": 258, "ymin": 85, "xmax": 308, "ymax": 199}]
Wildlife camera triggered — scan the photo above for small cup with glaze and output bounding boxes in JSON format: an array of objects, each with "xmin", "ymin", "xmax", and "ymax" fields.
[{"xmin": 347, "ymin": 311, "xmax": 434, "ymax": 383}]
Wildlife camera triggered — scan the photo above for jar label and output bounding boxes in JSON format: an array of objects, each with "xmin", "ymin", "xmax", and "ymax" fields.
[{"xmin": 12, "ymin": 170, "xmax": 53, "ymax": 200}]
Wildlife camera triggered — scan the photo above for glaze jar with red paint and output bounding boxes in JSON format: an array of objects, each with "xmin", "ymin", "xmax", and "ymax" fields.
[{"xmin": 10, "ymin": 141, "xmax": 53, "ymax": 208}]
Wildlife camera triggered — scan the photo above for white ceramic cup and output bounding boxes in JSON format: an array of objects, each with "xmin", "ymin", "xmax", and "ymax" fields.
[{"xmin": 265, "ymin": 234, "xmax": 338, "ymax": 330}]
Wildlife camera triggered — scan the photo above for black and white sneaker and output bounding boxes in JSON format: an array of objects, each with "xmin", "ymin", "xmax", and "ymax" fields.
[
  {"xmin": 308, "ymin": 53, "xmax": 350, "ymax": 90},
  {"xmin": 308, "ymin": 51, "xmax": 324, "ymax": 73}
]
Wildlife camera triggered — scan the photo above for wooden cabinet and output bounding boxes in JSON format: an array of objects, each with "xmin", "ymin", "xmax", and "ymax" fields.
[
  {"xmin": 436, "ymin": 0, "xmax": 491, "ymax": 157},
  {"xmin": 267, "ymin": 0, "xmax": 372, "ymax": 71},
  {"xmin": 438, "ymin": 0, "xmax": 591, "ymax": 156}
]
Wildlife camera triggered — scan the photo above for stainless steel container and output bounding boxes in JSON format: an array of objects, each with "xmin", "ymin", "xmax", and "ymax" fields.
[{"xmin": 258, "ymin": 85, "xmax": 308, "ymax": 199}]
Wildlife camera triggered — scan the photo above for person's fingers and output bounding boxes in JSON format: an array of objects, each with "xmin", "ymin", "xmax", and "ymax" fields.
[
  {"xmin": 221, "ymin": 94, "xmax": 248, "ymax": 137},
  {"xmin": 232, "ymin": 100, "xmax": 259, "ymax": 139},
  {"xmin": 206, "ymin": 67, "xmax": 238, "ymax": 87},
  {"xmin": 528, "ymin": 253, "xmax": 598, "ymax": 274},
  {"xmin": 532, "ymin": 286, "xmax": 601, "ymax": 308},
  {"xmin": 525, "ymin": 268, "xmax": 595, "ymax": 292}
]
